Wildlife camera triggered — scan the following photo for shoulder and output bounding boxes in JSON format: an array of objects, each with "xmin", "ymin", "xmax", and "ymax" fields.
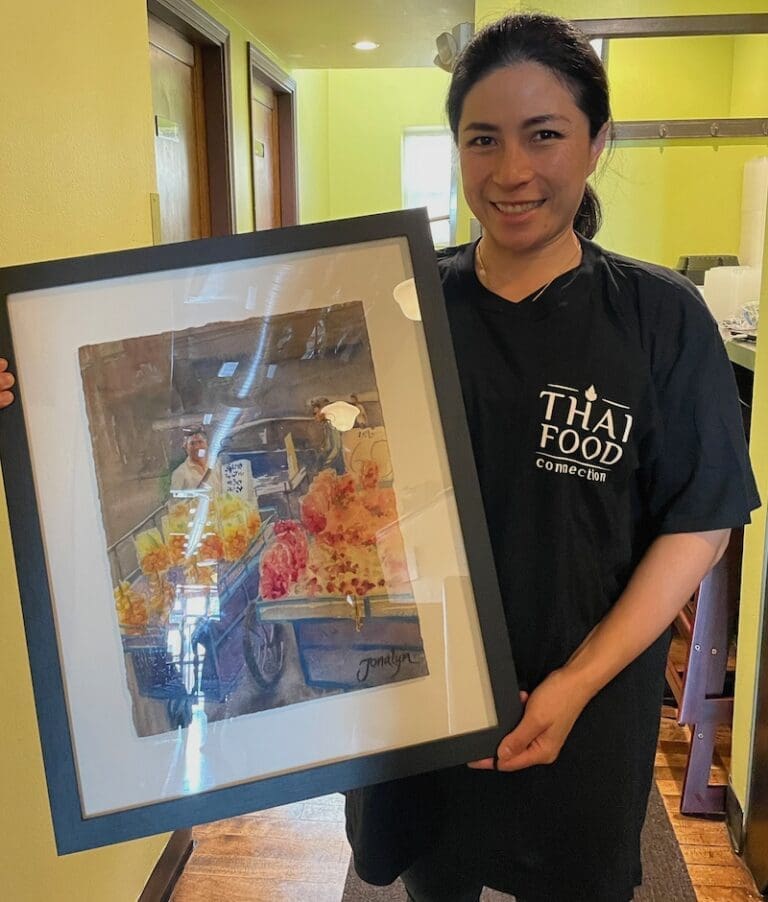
[
  {"xmin": 586, "ymin": 239, "xmax": 720, "ymax": 356},
  {"xmin": 436, "ymin": 243, "xmax": 473, "ymax": 281},
  {"xmin": 435, "ymin": 243, "xmax": 477, "ymax": 311},
  {"xmin": 590, "ymin": 240, "xmax": 713, "ymax": 321}
]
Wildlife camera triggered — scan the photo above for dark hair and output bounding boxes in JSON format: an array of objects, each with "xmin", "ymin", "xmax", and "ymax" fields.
[{"xmin": 446, "ymin": 13, "xmax": 611, "ymax": 239}]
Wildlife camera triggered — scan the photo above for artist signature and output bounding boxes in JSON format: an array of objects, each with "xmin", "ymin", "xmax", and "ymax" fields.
[{"xmin": 356, "ymin": 648, "xmax": 418, "ymax": 682}]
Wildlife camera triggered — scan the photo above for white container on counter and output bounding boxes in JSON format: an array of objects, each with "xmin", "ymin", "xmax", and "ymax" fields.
[{"xmin": 701, "ymin": 265, "xmax": 761, "ymax": 322}]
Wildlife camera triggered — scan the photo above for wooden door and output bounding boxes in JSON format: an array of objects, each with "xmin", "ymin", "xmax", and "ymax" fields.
[
  {"xmin": 149, "ymin": 16, "xmax": 210, "ymax": 243},
  {"xmin": 250, "ymin": 77, "xmax": 281, "ymax": 230}
]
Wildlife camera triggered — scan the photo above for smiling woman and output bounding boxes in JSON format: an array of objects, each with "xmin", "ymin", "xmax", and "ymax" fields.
[
  {"xmin": 458, "ymin": 65, "xmax": 606, "ymax": 272},
  {"xmin": 344, "ymin": 12, "xmax": 760, "ymax": 902}
]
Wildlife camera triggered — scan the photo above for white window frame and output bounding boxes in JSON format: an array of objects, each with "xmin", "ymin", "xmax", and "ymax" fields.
[{"xmin": 401, "ymin": 126, "xmax": 457, "ymax": 248}]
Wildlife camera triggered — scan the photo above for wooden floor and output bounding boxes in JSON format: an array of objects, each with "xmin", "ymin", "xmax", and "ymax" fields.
[
  {"xmin": 171, "ymin": 794, "xmax": 350, "ymax": 901},
  {"xmin": 171, "ymin": 719, "xmax": 763, "ymax": 902},
  {"xmin": 656, "ymin": 716, "xmax": 762, "ymax": 902}
]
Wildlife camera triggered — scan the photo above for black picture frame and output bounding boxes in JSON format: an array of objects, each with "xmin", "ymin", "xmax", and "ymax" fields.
[{"xmin": 0, "ymin": 209, "xmax": 519, "ymax": 854}]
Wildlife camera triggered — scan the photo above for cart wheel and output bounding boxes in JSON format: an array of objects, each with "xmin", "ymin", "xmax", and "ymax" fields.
[{"xmin": 243, "ymin": 608, "xmax": 285, "ymax": 690}]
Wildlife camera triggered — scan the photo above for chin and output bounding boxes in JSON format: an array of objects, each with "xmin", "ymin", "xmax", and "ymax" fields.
[
  {"xmin": 487, "ymin": 231, "xmax": 547, "ymax": 254},
  {"xmin": 486, "ymin": 223, "xmax": 570, "ymax": 254}
]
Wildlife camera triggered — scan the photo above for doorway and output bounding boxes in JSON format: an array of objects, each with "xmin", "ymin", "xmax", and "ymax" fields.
[
  {"xmin": 248, "ymin": 43, "xmax": 298, "ymax": 230},
  {"xmin": 147, "ymin": 0, "xmax": 235, "ymax": 243},
  {"xmin": 149, "ymin": 16, "xmax": 209, "ymax": 243}
]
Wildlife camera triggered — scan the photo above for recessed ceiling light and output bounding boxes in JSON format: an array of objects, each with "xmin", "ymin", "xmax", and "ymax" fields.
[{"xmin": 354, "ymin": 40, "xmax": 379, "ymax": 51}]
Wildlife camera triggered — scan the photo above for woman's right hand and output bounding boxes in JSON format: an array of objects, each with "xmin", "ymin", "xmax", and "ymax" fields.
[{"xmin": 0, "ymin": 358, "xmax": 16, "ymax": 409}]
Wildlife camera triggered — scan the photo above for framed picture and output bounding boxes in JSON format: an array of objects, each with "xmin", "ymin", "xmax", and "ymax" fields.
[{"xmin": 0, "ymin": 210, "xmax": 519, "ymax": 854}]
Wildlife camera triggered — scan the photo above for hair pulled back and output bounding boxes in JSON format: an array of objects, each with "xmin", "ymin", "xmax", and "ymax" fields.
[{"xmin": 447, "ymin": 13, "xmax": 611, "ymax": 238}]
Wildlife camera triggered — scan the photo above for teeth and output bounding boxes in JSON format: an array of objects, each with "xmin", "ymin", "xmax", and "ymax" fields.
[{"xmin": 494, "ymin": 200, "xmax": 542, "ymax": 213}]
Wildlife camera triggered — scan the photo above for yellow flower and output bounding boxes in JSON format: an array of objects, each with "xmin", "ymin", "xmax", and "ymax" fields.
[{"xmin": 135, "ymin": 528, "xmax": 164, "ymax": 559}]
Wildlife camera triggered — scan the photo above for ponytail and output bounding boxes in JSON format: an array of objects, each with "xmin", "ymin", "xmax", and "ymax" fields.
[{"xmin": 574, "ymin": 184, "xmax": 602, "ymax": 239}]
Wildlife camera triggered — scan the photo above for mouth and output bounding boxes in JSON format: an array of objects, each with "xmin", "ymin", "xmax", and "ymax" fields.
[{"xmin": 492, "ymin": 199, "xmax": 545, "ymax": 214}]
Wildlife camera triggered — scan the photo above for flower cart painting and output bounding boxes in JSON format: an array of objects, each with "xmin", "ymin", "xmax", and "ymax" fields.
[
  {"xmin": 78, "ymin": 301, "xmax": 429, "ymax": 738},
  {"xmin": 2, "ymin": 213, "xmax": 519, "ymax": 854}
]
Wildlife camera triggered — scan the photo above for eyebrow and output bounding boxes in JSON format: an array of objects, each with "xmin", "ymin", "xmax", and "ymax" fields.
[
  {"xmin": 461, "ymin": 113, "xmax": 571, "ymax": 132},
  {"xmin": 462, "ymin": 121, "xmax": 500, "ymax": 133},
  {"xmin": 524, "ymin": 114, "xmax": 571, "ymax": 126}
]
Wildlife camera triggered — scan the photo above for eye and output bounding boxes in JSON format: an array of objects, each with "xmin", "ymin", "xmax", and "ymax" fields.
[
  {"xmin": 532, "ymin": 129, "xmax": 563, "ymax": 142},
  {"xmin": 467, "ymin": 135, "xmax": 497, "ymax": 148}
]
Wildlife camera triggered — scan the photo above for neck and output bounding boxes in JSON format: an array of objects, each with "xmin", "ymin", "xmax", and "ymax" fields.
[
  {"xmin": 189, "ymin": 456, "xmax": 207, "ymax": 473},
  {"xmin": 476, "ymin": 230, "xmax": 582, "ymax": 302}
]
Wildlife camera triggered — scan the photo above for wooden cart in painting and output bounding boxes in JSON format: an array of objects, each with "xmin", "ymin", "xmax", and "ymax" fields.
[
  {"xmin": 192, "ymin": 451, "xmax": 428, "ymax": 708},
  {"xmin": 109, "ymin": 433, "xmax": 428, "ymax": 737}
]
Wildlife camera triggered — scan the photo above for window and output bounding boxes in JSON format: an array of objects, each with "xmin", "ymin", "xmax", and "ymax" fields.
[{"xmin": 402, "ymin": 128, "xmax": 455, "ymax": 247}]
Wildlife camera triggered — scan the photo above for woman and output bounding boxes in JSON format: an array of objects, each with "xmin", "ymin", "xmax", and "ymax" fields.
[{"xmin": 345, "ymin": 13, "xmax": 760, "ymax": 902}]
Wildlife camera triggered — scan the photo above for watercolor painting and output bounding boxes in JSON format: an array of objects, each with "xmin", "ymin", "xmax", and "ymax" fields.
[{"xmin": 78, "ymin": 301, "xmax": 428, "ymax": 737}]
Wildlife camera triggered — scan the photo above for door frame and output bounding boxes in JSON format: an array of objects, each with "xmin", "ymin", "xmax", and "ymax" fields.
[
  {"xmin": 743, "ymin": 545, "xmax": 768, "ymax": 891},
  {"xmin": 147, "ymin": 0, "xmax": 236, "ymax": 236},
  {"xmin": 248, "ymin": 42, "xmax": 298, "ymax": 227}
]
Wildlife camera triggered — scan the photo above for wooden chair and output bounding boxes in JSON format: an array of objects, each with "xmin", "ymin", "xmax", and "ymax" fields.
[{"xmin": 664, "ymin": 529, "xmax": 742, "ymax": 816}]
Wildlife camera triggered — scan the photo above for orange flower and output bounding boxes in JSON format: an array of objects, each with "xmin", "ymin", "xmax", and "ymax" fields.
[
  {"xmin": 148, "ymin": 576, "xmax": 175, "ymax": 625},
  {"xmin": 199, "ymin": 533, "xmax": 224, "ymax": 562},
  {"xmin": 140, "ymin": 546, "xmax": 171, "ymax": 575},
  {"xmin": 223, "ymin": 525, "xmax": 249, "ymax": 562},
  {"xmin": 167, "ymin": 534, "xmax": 188, "ymax": 566},
  {"xmin": 360, "ymin": 459, "xmax": 380, "ymax": 490},
  {"xmin": 247, "ymin": 510, "xmax": 262, "ymax": 538},
  {"xmin": 114, "ymin": 581, "xmax": 148, "ymax": 632}
]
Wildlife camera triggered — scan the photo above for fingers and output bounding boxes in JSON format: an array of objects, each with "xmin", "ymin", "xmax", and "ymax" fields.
[
  {"xmin": 467, "ymin": 757, "xmax": 496, "ymax": 770},
  {"xmin": 466, "ymin": 691, "xmax": 534, "ymax": 770},
  {"xmin": 497, "ymin": 709, "xmax": 545, "ymax": 760},
  {"xmin": 0, "ymin": 359, "xmax": 16, "ymax": 408},
  {"xmin": 495, "ymin": 744, "xmax": 554, "ymax": 772}
]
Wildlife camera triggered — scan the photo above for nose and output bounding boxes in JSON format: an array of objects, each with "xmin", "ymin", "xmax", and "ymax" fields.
[{"xmin": 493, "ymin": 142, "xmax": 534, "ymax": 188}]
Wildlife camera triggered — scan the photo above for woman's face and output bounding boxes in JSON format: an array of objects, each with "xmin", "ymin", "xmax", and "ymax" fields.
[{"xmin": 458, "ymin": 62, "xmax": 607, "ymax": 255}]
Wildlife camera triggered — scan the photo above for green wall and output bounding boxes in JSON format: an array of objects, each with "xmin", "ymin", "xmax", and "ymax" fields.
[
  {"xmin": 295, "ymin": 67, "xmax": 452, "ymax": 225},
  {"xmin": 296, "ymin": 70, "xmax": 331, "ymax": 223},
  {"xmin": 732, "ymin": 34, "xmax": 768, "ymax": 117},
  {"xmin": 597, "ymin": 34, "xmax": 768, "ymax": 267}
]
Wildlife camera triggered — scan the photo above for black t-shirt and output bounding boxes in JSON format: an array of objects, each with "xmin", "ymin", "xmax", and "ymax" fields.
[
  {"xmin": 440, "ymin": 237, "xmax": 758, "ymax": 688},
  {"xmin": 346, "ymin": 237, "xmax": 759, "ymax": 902}
]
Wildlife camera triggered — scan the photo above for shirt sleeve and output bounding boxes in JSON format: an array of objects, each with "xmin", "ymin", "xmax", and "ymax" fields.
[{"xmin": 642, "ymin": 284, "xmax": 760, "ymax": 535}]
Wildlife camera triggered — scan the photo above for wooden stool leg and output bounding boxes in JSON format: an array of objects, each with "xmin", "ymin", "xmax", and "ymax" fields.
[{"xmin": 681, "ymin": 721, "xmax": 726, "ymax": 815}]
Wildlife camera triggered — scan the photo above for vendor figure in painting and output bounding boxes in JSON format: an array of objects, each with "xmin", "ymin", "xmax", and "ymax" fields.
[{"xmin": 171, "ymin": 427, "xmax": 222, "ymax": 494}]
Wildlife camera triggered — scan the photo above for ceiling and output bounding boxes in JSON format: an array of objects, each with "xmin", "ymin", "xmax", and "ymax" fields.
[{"xmin": 218, "ymin": 0, "xmax": 475, "ymax": 68}]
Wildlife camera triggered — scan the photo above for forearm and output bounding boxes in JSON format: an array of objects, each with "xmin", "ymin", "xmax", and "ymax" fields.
[
  {"xmin": 562, "ymin": 528, "xmax": 731, "ymax": 704},
  {"xmin": 477, "ymin": 528, "xmax": 733, "ymax": 772}
]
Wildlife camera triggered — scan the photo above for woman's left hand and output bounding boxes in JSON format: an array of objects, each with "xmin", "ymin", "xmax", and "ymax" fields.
[{"xmin": 468, "ymin": 669, "xmax": 591, "ymax": 772}]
